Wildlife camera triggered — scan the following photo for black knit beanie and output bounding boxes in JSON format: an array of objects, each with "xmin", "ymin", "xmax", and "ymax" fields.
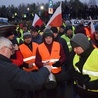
[
  {"xmin": 42, "ymin": 29, "xmax": 54, "ymax": 41},
  {"xmin": 70, "ymin": 33, "xmax": 90, "ymax": 51},
  {"xmin": 5, "ymin": 31, "xmax": 14, "ymax": 37},
  {"xmin": 51, "ymin": 26, "xmax": 58, "ymax": 33},
  {"xmin": 3, "ymin": 26, "xmax": 16, "ymax": 37},
  {"xmin": 64, "ymin": 25, "xmax": 72, "ymax": 33}
]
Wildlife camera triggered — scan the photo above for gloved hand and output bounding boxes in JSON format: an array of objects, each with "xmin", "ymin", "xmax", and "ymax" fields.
[
  {"xmin": 87, "ymin": 79, "xmax": 98, "ymax": 90},
  {"xmin": 52, "ymin": 61, "xmax": 61, "ymax": 67},
  {"xmin": 74, "ymin": 72, "xmax": 90, "ymax": 88},
  {"xmin": 73, "ymin": 70, "xmax": 90, "ymax": 82},
  {"xmin": 77, "ymin": 74, "xmax": 90, "ymax": 85}
]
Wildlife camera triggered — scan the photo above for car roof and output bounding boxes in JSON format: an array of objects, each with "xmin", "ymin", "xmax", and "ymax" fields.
[{"xmin": 0, "ymin": 22, "xmax": 16, "ymax": 36}]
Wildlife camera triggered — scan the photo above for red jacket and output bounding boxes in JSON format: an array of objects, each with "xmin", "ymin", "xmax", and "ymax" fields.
[{"xmin": 11, "ymin": 50, "xmax": 23, "ymax": 66}]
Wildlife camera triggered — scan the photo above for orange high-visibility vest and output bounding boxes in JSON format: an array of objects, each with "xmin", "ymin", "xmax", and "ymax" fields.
[
  {"xmin": 38, "ymin": 42, "xmax": 61, "ymax": 74},
  {"xmin": 84, "ymin": 27, "xmax": 91, "ymax": 37},
  {"xmin": 19, "ymin": 42, "xmax": 38, "ymax": 72}
]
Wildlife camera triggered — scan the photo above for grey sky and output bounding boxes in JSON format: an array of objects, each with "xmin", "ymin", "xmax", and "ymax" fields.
[
  {"xmin": 0, "ymin": 0, "xmax": 61, "ymax": 7},
  {"xmin": 0, "ymin": 0, "xmax": 92, "ymax": 7}
]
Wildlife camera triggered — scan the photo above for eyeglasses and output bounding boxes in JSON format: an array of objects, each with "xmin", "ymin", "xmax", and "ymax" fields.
[{"xmin": 6, "ymin": 46, "xmax": 14, "ymax": 51}]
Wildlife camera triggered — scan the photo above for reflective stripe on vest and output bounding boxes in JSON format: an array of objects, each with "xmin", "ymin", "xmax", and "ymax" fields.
[
  {"xmin": 42, "ymin": 59, "xmax": 59, "ymax": 63},
  {"xmin": 42, "ymin": 59, "xmax": 59, "ymax": 69},
  {"xmin": 83, "ymin": 69, "xmax": 98, "ymax": 76},
  {"xmin": 20, "ymin": 29, "xmax": 24, "ymax": 39},
  {"xmin": 61, "ymin": 35, "xmax": 72, "ymax": 52},
  {"xmin": 67, "ymin": 41, "xmax": 72, "ymax": 51},
  {"xmin": 23, "ymin": 56, "xmax": 35, "ymax": 62},
  {"xmin": 16, "ymin": 38, "xmax": 23, "ymax": 44}
]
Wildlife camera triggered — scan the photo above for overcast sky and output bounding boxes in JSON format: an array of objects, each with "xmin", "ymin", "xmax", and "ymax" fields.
[{"xmin": 0, "ymin": 0, "xmax": 92, "ymax": 7}]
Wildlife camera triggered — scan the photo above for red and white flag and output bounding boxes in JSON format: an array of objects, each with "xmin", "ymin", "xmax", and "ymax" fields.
[
  {"xmin": 32, "ymin": 14, "xmax": 43, "ymax": 27},
  {"xmin": 46, "ymin": 3, "xmax": 62, "ymax": 28},
  {"xmin": 89, "ymin": 16, "xmax": 95, "ymax": 34}
]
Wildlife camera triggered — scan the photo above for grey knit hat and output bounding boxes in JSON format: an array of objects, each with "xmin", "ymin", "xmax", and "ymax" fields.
[
  {"xmin": 70, "ymin": 33, "xmax": 90, "ymax": 51},
  {"xmin": 23, "ymin": 32, "xmax": 31, "ymax": 39}
]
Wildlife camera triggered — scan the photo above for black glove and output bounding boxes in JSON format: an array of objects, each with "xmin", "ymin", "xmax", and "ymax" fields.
[
  {"xmin": 74, "ymin": 73, "xmax": 90, "ymax": 89},
  {"xmin": 52, "ymin": 61, "xmax": 61, "ymax": 67},
  {"xmin": 88, "ymin": 79, "xmax": 98, "ymax": 90},
  {"xmin": 74, "ymin": 70, "xmax": 90, "ymax": 81},
  {"xmin": 78, "ymin": 74, "xmax": 90, "ymax": 85}
]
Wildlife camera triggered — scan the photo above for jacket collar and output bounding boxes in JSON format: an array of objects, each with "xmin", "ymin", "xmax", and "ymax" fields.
[{"xmin": 0, "ymin": 54, "xmax": 12, "ymax": 63}]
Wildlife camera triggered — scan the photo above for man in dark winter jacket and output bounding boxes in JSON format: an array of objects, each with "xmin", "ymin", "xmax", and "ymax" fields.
[
  {"xmin": 30, "ymin": 26, "xmax": 42, "ymax": 44},
  {"xmin": 0, "ymin": 37, "xmax": 52, "ymax": 98}
]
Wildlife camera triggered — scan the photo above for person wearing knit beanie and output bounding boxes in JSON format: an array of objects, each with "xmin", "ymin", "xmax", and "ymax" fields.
[
  {"xmin": 23, "ymin": 32, "xmax": 31, "ymax": 39},
  {"xmin": 4, "ymin": 27, "xmax": 18, "ymax": 45},
  {"xmin": 42, "ymin": 29, "xmax": 54, "ymax": 42},
  {"xmin": 70, "ymin": 33, "xmax": 90, "ymax": 51},
  {"xmin": 65, "ymin": 25, "xmax": 73, "ymax": 32},
  {"xmin": 55, "ymin": 34, "xmax": 98, "ymax": 98},
  {"xmin": 4, "ymin": 27, "xmax": 15, "ymax": 38}
]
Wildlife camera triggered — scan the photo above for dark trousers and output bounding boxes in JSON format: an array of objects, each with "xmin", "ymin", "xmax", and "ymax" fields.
[
  {"xmin": 76, "ymin": 86, "xmax": 98, "ymax": 98},
  {"xmin": 34, "ymin": 86, "xmax": 60, "ymax": 98}
]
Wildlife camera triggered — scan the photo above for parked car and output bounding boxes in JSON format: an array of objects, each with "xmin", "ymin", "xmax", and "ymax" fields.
[{"xmin": 0, "ymin": 22, "xmax": 15, "ymax": 36}]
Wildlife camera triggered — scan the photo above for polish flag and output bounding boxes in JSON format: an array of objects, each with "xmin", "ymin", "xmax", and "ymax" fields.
[
  {"xmin": 46, "ymin": 4, "xmax": 62, "ymax": 28},
  {"xmin": 89, "ymin": 16, "xmax": 95, "ymax": 34},
  {"xmin": 32, "ymin": 14, "xmax": 43, "ymax": 27}
]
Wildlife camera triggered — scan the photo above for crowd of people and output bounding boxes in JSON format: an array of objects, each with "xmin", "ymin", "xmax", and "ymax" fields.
[{"xmin": 0, "ymin": 19, "xmax": 98, "ymax": 98}]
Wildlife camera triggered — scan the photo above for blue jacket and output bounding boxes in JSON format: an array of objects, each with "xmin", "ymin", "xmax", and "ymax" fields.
[{"xmin": 32, "ymin": 34, "xmax": 42, "ymax": 44}]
